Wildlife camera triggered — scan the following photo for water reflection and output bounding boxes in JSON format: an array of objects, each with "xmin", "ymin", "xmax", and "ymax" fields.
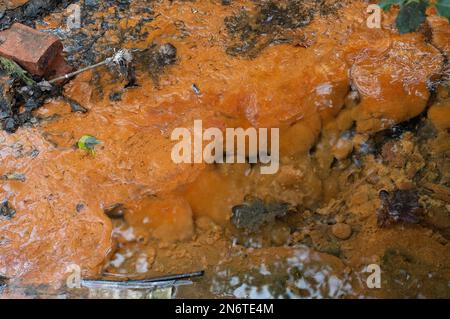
[{"xmin": 193, "ymin": 247, "xmax": 356, "ymax": 299}]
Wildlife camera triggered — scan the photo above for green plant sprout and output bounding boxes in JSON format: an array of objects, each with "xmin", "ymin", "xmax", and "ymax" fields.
[{"xmin": 77, "ymin": 135, "xmax": 101, "ymax": 155}]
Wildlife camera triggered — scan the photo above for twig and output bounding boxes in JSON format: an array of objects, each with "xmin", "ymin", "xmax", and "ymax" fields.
[
  {"xmin": 48, "ymin": 49, "xmax": 133, "ymax": 84},
  {"xmin": 81, "ymin": 271, "xmax": 204, "ymax": 289},
  {"xmin": 48, "ymin": 60, "xmax": 109, "ymax": 84}
]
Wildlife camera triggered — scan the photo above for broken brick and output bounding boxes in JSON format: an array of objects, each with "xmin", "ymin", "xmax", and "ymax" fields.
[
  {"xmin": 44, "ymin": 53, "xmax": 73, "ymax": 85},
  {"xmin": 0, "ymin": 23, "xmax": 63, "ymax": 77}
]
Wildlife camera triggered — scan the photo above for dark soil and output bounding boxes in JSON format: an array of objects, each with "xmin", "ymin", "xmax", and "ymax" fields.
[
  {"xmin": 377, "ymin": 189, "xmax": 423, "ymax": 227},
  {"xmin": 0, "ymin": 72, "xmax": 61, "ymax": 132},
  {"xmin": 0, "ymin": 200, "xmax": 16, "ymax": 220},
  {"xmin": 0, "ymin": 0, "xmax": 76, "ymax": 31},
  {"xmin": 224, "ymin": 0, "xmax": 344, "ymax": 57}
]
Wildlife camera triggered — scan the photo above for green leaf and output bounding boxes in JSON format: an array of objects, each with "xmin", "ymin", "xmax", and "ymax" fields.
[
  {"xmin": 77, "ymin": 135, "xmax": 101, "ymax": 154},
  {"xmin": 435, "ymin": 0, "xmax": 450, "ymax": 22},
  {"xmin": 379, "ymin": 0, "xmax": 403, "ymax": 11},
  {"xmin": 396, "ymin": 1, "xmax": 428, "ymax": 33}
]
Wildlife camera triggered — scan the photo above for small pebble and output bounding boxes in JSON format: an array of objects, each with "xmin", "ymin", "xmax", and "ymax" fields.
[
  {"xmin": 345, "ymin": 90, "xmax": 360, "ymax": 108},
  {"xmin": 0, "ymin": 200, "xmax": 16, "ymax": 220},
  {"xmin": 76, "ymin": 203, "xmax": 85, "ymax": 213},
  {"xmin": 4, "ymin": 118, "xmax": 16, "ymax": 133},
  {"xmin": 192, "ymin": 83, "xmax": 201, "ymax": 95},
  {"xmin": 332, "ymin": 138, "xmax": 353, "ymax": 160},
  {"xmin": 270, "ymin": 224, "xmax": 291, "ymax": 246},
  {"xmin": 331, "ymin": 223, "xmax": 352, "ymax": 240},
  {"xmin": 104, "ymin": 203, "xmax": 126, "ymax": 219},
  {"xmin": 109, "ymin": 91, "xmax": 123, "ymax": 102}
]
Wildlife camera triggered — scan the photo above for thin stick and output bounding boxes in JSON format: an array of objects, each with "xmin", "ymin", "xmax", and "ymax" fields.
[
  {"xmin": 48, "ymin": 49, "xmax": 132, "ymax": 84},
  {"xmin": 81, "ymin": 271, "xmax": 204, "ymax": 289},
  {"xmin": 48, "ymin": 59, "xmax": 109, "ymax": 84}
]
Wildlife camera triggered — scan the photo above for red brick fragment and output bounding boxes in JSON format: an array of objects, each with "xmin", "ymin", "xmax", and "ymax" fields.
[
  {"xmin": 44, "ymin": 54, "xmax": 73, "ymax": 85},
  {"xmin": 0, "ymin": 23, "xmax": 63, "ymax": 77}
]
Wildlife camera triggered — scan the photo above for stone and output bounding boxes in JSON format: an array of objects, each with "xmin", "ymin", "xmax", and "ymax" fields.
[
  {"xmin": 331, "ymin": 223, "xmax": 352, "ymax": 240},
  {"xmin": 332, "ymin": 138, "xmax": 354, "ymax": 160},
  {"xmin": 0, "ymin": 200, "xmax": 16, "ymax": 220}
]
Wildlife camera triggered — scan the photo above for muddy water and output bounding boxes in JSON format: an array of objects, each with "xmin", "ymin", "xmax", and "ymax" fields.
[{"xmin": 0, "ymin": 0, "xmax": 449, "ymax": 298}]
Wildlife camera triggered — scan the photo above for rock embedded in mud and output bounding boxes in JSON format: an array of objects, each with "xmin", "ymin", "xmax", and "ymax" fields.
[
  {"xmin": 428, "ymin": 99, "xmax": 450, "ymax": 130},
  {"xmin": 332, "ymin": 138, "xmax": 353, "ymax": 160},
  {"xmin": 192, "ymin": 83, "xmax": 201, "ymax": 95},
  {"xmin": 109, "ymin": 91, "xmax": 122, "ymax": 102},
  {"xmin": 65, "ymin": 97, "xmax": 87, "ymax": 113},
  {"xmin": 231, "ymin": 196, "xmax": 291, "ymax": 231},
  {"xmin": 75, "ymin": 203, "xmax": 85, "ymax": 213},
  {"xmin": 104, "ymin": 203, "xmax": 126, "ymax": 219},
  {"xmin": 331, "ymin": 223, "xmax": 352, "ymax": 240},
  {"xmin": 3, "ymin": 118, "xmax": 16, "ymax": 132},
  {"xmin": 377, "ymin": 189, "xmax": 423, "ymax": 227},
  {"xmin": 270, "ymin": 224, "xmax": 291, "ymax": 246},
  {"xmin": 0, "ymin": 200, "xmax": 16, "ymax": 220}
]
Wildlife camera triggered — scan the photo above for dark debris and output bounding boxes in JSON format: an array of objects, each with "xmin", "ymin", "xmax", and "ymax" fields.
[
  {"xmin": 0, "ymin": 200, "xmax": 16, "ymax": 221},
  {"xmin": 377, "ymin": 189, "xmax": 423, "ymax": 227},
  {"xmin": 64, "ymin": 96, "xmax": 88, "ymax": 113},
  {"xmin": 0, "ymin": 0, "xmax": 76, "ymax": 31},
  {"xmin": 104, "ymin": 203, "xmax": 126, "ymax": 219},
  {"xmin": 56, "ymin": 0, "xmax": 155, "ymax": 68},
  {"xmin": 134, "ymin": 43, "xmax": 178, "ymax": 86},
  {"xmin": 0, "ymin": 275, "xmax": 7, "ymax": 291},
  {"xmin": 224, "ymin": 0, "xmax": 344, "ymax": 57},
  {"xmin": 0, "ymin": 72, "xmax": 61, "ymax": 132},
  {"xmin": 231, "ymin": 195, "xmax": 292, "ymax": 231}
]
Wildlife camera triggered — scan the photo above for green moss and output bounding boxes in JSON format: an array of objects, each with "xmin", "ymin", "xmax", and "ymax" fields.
[{"xmin": 0, "ymin": 56, "xmax": 35, "ymax": 86}]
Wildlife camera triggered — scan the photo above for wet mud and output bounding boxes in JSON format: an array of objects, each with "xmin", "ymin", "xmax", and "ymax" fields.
[{"xmin": 0, "ymin": 0, "xmax": 449, "ymax": 298}]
